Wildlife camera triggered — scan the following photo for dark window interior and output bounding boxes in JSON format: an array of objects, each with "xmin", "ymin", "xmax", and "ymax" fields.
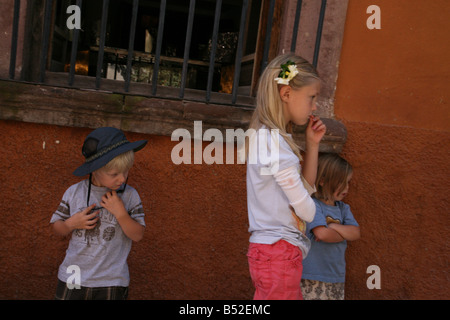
[{"xmin": 50, "ymin": 0, "xmax": 262, "ymax": 93}]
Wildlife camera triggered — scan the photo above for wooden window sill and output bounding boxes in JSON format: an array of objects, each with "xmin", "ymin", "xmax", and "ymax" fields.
[{"xmin": 0, "ymin": 79, "xmax": 346, "ymax": 153}]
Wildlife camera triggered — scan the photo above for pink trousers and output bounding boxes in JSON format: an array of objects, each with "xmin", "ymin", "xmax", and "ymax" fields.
[{"xmin": 247, "ymin": 240, "xmax": 303, "ymax": 300}]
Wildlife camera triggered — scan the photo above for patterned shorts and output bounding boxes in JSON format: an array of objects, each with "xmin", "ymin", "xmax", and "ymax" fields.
[
  {"xmin": 300, "ymin": 279, "xmax": 345, "ymax": 300},
  {"xmin": 55, "ymin": 279, "xmax": 129, "ymax": 300}
]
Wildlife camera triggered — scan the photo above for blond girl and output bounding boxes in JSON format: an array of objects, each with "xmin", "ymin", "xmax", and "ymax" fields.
[{"xmin": 246, "ymin": 53, "xmax": 326, "ymax": 300}]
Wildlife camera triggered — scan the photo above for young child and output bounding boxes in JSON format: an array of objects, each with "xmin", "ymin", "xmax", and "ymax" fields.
[
  {"xmin": 246, "ymin": 53, "xmax": 326, "ymax": 300},
  {"xmin": 301, "ymin": 153, "xmax": 360, "ymax": 300},
  {"xmin": 50, "ymin": 127, "xmax": 147, "ymax": 300}
]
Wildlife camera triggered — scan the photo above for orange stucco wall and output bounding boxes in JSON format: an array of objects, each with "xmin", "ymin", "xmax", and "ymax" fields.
[
  {"xmin": 335, "ymin": 0, "xmax": 449, "ymax": 131},
  {"xmin": 0, "ymin": 121, "xmax": 252, "ymax": 299},
  {"xmin": 333, "ymin": 0, "xmax": 449, "ymax": 299}
]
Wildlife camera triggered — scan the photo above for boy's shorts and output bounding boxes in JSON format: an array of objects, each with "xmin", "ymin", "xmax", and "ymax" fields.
[
  {"xmin": 55, "ymin": 279, "xmax": 129, "ymax": 300},
  {"xmin": 247, "ymin": 240, "xmax": 303, "ymax": 300}
]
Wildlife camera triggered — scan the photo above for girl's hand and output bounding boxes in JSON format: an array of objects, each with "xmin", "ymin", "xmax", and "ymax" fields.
[
  {"xmin": 306, "ymin": 115, "xmax": 326, "ymax": 146},
  {"xmin": 101, "ymin": 191, "xmax": 127, "ymax": 219}
]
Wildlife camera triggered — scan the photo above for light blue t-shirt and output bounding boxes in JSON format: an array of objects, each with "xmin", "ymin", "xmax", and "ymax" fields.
[{"xmin": 302, "ymin": 198, "xmax": 358, "ymax": 283}]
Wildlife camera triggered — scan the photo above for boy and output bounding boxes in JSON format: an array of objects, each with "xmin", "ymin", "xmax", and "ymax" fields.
[{"xmin": 50, "ymin": 127, "xmax": 147, "ymax": 300}]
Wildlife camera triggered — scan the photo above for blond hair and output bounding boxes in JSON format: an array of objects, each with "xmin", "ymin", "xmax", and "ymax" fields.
[
  {"xmin": 100, "ymin": 150, "xmax": 135, "ymax": 173},
  {"xmin": 249, "ymin": 53, "xmax": 320, "ymax": 159},
  {"xmin": 314, "ymin": 153, "xmax": 353, "ymax": 202}
]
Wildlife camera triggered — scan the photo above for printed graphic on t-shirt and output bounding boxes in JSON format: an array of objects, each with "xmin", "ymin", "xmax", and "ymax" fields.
[
  {"xmin": 75, "ymin": 207, "xmax": 118, "ymax": 248},
  {"xmin": 326, "ymin": 216, "xmax": 341, "ymax": 225}
]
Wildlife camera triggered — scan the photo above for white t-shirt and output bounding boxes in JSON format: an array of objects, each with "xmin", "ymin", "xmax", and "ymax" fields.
[
  {"xmin": 246, "ymin": 127, "xmax": 315, "ymax": 257},
  {"xmin": 50, "ymin": 180, "xmax": 145, "ymax": 287}
]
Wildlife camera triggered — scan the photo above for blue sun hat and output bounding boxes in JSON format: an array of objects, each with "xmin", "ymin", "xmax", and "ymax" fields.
[{"xmin": 73, "ymin": 127, "xmax": 147, "ymax": 177}]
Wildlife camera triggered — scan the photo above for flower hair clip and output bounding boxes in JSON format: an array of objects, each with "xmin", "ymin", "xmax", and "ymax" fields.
[{"xmin": 274, "ymin": 60, "xmax": 299, "ymax": 85}]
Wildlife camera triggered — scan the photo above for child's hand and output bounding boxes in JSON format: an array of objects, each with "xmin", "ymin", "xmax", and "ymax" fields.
[
  {"xmin": 67, "ymin": 204, "xmax": 99, "ymax": 230},
  {"xmin": 306, "ymin": 115, "xmax": 326, "ymax": 146},
  {"xmin": 101, "ymin": 191, "xmax": 127, "ymax": 219}
]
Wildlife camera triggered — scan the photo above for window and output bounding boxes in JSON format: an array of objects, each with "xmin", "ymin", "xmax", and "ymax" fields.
[
  {"xmin": 50, "ymin": 0, "xmax": 262, "ymax": 95},
  {"xmin": 11, "ymin": 0, "xmax": 273, "ymax": 106},
  {"xmin": 5, "ymin": 0, "xmax": 347, "ymax": 116},
  {"xmin": 2, "ymin": 0, "xmax": 348, "ymax": 153}
]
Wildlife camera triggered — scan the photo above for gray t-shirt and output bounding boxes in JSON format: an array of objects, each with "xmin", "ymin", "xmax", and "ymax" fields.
[
  {"xmin": 247, "ymin": 127, "xmax": 312, "ymax": 257},
  {"xmin": 50, "ymin": 179, "xmax": 145, "ymax": 287}
]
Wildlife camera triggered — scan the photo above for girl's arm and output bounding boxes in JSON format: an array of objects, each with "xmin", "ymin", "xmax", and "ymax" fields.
[
  {"xmin": 274, "ymin": 166, "xmax": 316, "ymax": 222},
  {"xmin": 312, "ymin": 226, "xmax": 345, "ymax": 242},
  {"xmin": 101, "ymin": 191, "xmax": 145, "ymax": 242},
  {"xmin": 328, "ymin": 223, "xmax": 360, "ymax": 241},
  {"xmin": 302, "ymin": 116, "xmax": 326, "ymax": 187}
]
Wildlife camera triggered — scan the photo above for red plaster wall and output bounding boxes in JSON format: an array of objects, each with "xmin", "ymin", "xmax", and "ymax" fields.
[
  {"xmin": 333, "ymin": 0, "xmax": 450, "ymax": 299},
  {"xmin": 0, "ymin": 120, "xmax": 252, "ymax": 299}
]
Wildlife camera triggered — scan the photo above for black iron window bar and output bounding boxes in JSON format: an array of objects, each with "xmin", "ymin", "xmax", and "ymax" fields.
[{"xmin": 8, "ymin": 0, "xmax": 327, "ymax": 105}]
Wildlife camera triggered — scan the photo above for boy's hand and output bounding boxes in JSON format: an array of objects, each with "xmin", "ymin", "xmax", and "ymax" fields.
[
  {"xmin": 67, "ymin": 204, "xmax": 99, "ymax": 230},
  {"xmin": 306, "ymin": 115, "xmax": 326, "ymax": 146},
  {"xmin": 101, "ymin": 191, "xmax": 127, "ymax": 219}
]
